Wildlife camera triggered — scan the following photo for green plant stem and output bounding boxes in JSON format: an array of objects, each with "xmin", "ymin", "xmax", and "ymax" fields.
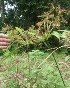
[
  {"xmin": 52, "ymin": 54, "xmax": 66, "ymax": 87},
  {"xmin": 27, "ymin": 43, "xmax": 32, "ymax": 88},
  {"xmin": 27, "ymin": 52, "xmax": 31, "ymax": 76}
]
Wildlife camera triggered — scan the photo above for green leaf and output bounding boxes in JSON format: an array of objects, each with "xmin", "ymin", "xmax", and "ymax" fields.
[
  {"xmin": 28, "ymin": 29, "xmax": 36, "ymax": 35},
  {"xmin": 61, "ymin": 31, "xmax": 67, "ymax": 38},
  {"xmin": 65, "ymin": 56, "xmax": 70, "ymax": 61},
  {"xmin": 52, "ymin": 31, "xmax": 60, "ymax": 39},
  {"xmin": 15, "ymin": 27, "xmax": 23, "ymax": 35},
  {"xmin": 7, "ymin": 30, "xmax": 12, "ymax": 39},
  {"xmin": 61, "ymin": 30, "xmax": 70, "ymax": 39}
]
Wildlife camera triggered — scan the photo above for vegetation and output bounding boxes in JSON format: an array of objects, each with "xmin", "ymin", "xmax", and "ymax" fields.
[{"xmin": 0, "ymin": 0, "xmax": 70, "ymax": 88}]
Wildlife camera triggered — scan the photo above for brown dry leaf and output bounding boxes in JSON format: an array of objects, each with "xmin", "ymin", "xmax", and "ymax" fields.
[{"xmin": 36, "ymin": 22, "xmax": 43, "ymax": 27}]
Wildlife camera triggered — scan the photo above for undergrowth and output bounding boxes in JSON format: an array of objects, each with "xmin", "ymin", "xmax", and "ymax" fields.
[{"xmin": 0, "ymin": 49, "xmax": 70, "ymax": 88}]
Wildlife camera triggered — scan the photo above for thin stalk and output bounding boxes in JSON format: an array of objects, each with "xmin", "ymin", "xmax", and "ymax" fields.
[
  {"xmin": 27, "ymin": 54, "xmax": 32, "ymax": 88},
  {"xmin": 38, "ymin": 45, "xmax": 69, "ymax": 68},
  {"xmin": 52, "ymin": 54, "xmax": 66, "ymax": 87},
  {"xmin": 26, "ymin": 43, "xmax": 32, "ymax": 88},
  {"xmin": 27, "ymin": 52, "xmax": 31, "ymax": 76}
]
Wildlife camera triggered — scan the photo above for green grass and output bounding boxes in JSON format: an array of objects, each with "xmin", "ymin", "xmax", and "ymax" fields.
[{"xmin": 0, "ymin": 49, "xmax": 70, "ymax": 88}]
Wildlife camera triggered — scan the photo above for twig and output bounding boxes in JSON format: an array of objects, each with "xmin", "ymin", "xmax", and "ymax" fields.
[
  {"xmin": 38, "ymin": 45, "xmax": 69, "ymax": 68},
  {"xmin": 47, "ymin": 45, "xmax": 70, "ymax": 51}
]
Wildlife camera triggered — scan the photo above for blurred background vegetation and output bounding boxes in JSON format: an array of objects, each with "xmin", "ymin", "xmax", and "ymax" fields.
[
  {"xmin": 0, "ymin": 0, "xmax": 70, "ymax": 29},
  {"xmin": 0, "ymin": 0, "xmax": 70, "ymax": 50}
]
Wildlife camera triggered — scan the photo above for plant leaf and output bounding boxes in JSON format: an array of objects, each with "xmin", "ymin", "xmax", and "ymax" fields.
[
  {"xmin": 52, "ymin": 31, "xmax": 60, "ymax": 39},
  {"xmin": 15, "ymin": 27, "xmax": 23, "ymax": 35}
]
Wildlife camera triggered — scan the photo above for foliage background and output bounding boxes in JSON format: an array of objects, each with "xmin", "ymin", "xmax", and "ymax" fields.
[{"xmin": 0, "ymin": 0, "xmax": 70, "ymax": 30}]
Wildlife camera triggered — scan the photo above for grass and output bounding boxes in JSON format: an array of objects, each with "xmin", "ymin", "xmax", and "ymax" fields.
[{"xmin": 0, "ymin": 49, "xmax": 70, "ymax": 88}]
